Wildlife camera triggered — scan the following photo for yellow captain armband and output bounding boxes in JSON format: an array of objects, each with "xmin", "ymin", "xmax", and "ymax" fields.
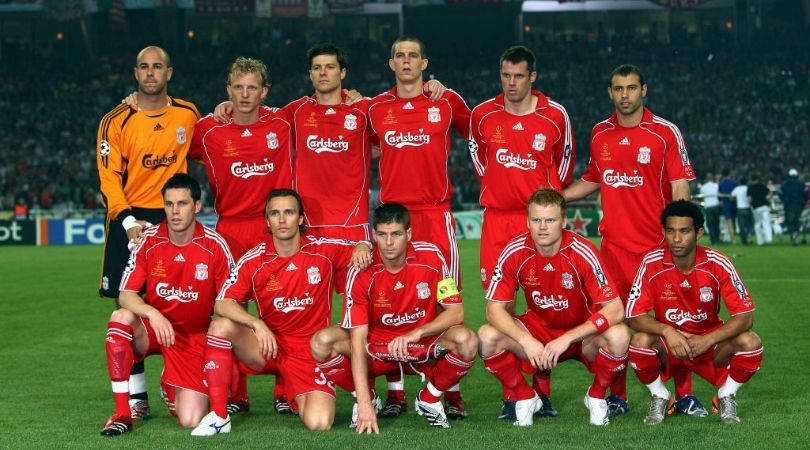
[{"xmin": 436, "ymin": 278, "xmax": 459, "ymax": 303}]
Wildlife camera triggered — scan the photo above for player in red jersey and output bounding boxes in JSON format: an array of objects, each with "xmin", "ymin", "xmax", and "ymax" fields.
[
  {"xmin": 563, "ymin": 64, "xmax": 696, "ymax": 414},
  {"xmin": 100, "ymin": 174, "xmax": 234, "ymax": 436},
  {"xmin": 626, "ymin": 200, "xmax": 763, "ymax": 425},
  {"xmin": 191, "ymin": 189, "xmax": 371, "ymax": 435},
  {"xmin": 479, "ymin": 188, "xmax": 629, "ymax": 427},
  {"xmin": 310, "ymin": 203, "xmax": 478, "ymax": 432},
  {"xmin": 368, "ymin": 37, "xmax": 471, "ymax": 416}
]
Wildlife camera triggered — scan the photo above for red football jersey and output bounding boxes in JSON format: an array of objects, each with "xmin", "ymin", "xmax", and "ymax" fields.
[
  {"xmin": 469, "ymin": 91, "xmax": 575, "ymax": 210},
  {"xmin": 286, "ymin": 95, "xmax": 371, "ymax": 227},
  {"xmin": 368, "ymin": 87, "xmax": 471, "ymax": 207},
  {"xmin": 217, "ymin": 235, "xmax": 354, "ymax": 346},
  {"xmin": 626, "ymin": 246, "xmax": 755, "ymax": 335},
  {"xmin": 341, "ymin": 242, "xmax": 462, "ymax": 343},
  {"xmin": 583, "ymin": 108, "xmax": 696, "ymax": 254},
  {"xmin": 189, "ymin": 109, "xmax": 294, "ymax": 219},
  {"xmin": 120, "ymin": 222, "xmax": 234, "ymax": 334},
  {"xmin": 486, "ymin": 230, "xmax": 618, "ymax": 330}
]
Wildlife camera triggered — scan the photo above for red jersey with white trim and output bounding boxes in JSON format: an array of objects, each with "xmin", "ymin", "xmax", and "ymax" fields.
[
  {"xmin": 469, "ymin": 90, "xmax": 575, "ymax": 210},
  {"xmin": 341, "ymin": 242, "xmax": 462, "ymax": 343},
  {"xmin": 188, "ymin": 108, "xmax": 293, "ymax": 219},
  {"xmin": 583, "ymin": 108, "xmax": 696, "ymax": 254},
  {"xmin": 120, "ymin": 221, "xmax": 234, "ymax": 334},
  {"xmin": 218, "ymin": 235, "xmax": 355, "ymax": 346},
  {"xmin": 368, "ymin": 87, "xmax": 471, "ymax": 207},
  {"xmin": 626, "ymin": 245, "xmax": 754, "ymax": 336},
  {"xmin": 286, "ymin": 95, "xmax": 371, "ymax": 227},
  {"xmin": 486, "ymin": 230, "xmax": 618, "ymax": 330}
]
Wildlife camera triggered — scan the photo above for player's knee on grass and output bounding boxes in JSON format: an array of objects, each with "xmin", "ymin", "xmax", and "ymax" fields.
[
  {"xmin": 732, "ymin": 331, "xmax": 762, "ymax": 352},
  {"xmin": 630, "ymin": 331, "xmax": 657, "ymax": 349},
  {"xmin": 603, "ymin": 323, "xmax": 631, "ymax": 354},
  {"xmin": 175, "ymin": 389, "xmax": 208, "ymax": 428},
  {"xmin": 298, "ymin": 395, "xmax": 335, "ymax": 431},
  {"xmin": 109, "ymin": 307, "xmax": 137, "ymax": 325},
  {"xmin": 477, "ymin": 323, "xmax": 505, "ymax": 357}
]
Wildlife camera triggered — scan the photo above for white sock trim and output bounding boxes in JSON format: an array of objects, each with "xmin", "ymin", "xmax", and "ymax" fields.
[
  {"xmin": 388, "ymin": 381, "xmax": 404, "ymax": 391},
  {"xmin": 646, "ymin": 377, "xmax": 670, "ymax": 399},
  {"xmin": 425, "ymin": 382, "xmax": 442, "ymax": 398},
  {"xmin": 112, "ymin": 381, "xmax": 129, "ymax": 393}
]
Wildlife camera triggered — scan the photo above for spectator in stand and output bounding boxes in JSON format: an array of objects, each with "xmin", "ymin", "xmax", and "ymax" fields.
[{"xmin": 747, "ymin": 174, "xmax": 773, "ymax": 246}]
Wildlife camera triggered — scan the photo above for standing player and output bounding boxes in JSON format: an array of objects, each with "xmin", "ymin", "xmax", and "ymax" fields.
[
  {"xmin": 189, "ymin": 56, "xmax": 294, "ymax": 415},
  {"xmin": 312, "ymin": 203, "xmax": 477, "ymax": 432},
  {"xmin": 97, "ymin": 46, "xmax": 200, "ymax": 420},
  {"xmin": 563, "ymin": 64, "xmax": 695, "ymax": 415},
  {"xmin": 626, "ymin": 200, "xmax": 763, "ymax": 425},
  {"xmin": 368, "ymin": 37, "xmax": 471, "ymax": 416},
  {"xmin": 192, "ymin": 189, "xmax": 371, "ymax": 435},
  {"xmin": 479, "ymin": 188, "xmax": 629, "ymax": 427},
  {"xmin": 100, "ymin": 174, "xmax": 233, "ymax": 435}
]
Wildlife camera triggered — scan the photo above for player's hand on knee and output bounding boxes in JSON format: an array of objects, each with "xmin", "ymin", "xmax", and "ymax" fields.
[
  {"xmin": 121, "ymin": 91, "xmax": 138, "ymax": 107},
  {"xmin": 540, "ymin": 337, "xmax": 569, "ymax": 370},
  {"xmin": 519, "ymin": 336, "xmax": 545, "ymax": 369},
  {"xmin": 212, "ymin": 101, "xmax": 233, "ymax": 123},
  {"xmin": 663, "ymin": 327, "xmax": 692, "ymax": 359},
  {"xmin": 253, "ymin": 321, "xmax": 277, "ymax": 359},
  {"xmin": 356, "ymin": 402, "xmax": 379, "ymax": 435},
  {"xmin": 423, "ymin": 79, "xmax": 445, "ymax": 101},
  {"xmin": 148, "ymin": 311, "xmax": 175, "ymax": 346},
  {"xmin": 686, "ymin": 334, "xmax": 713, "ymax": 358}
]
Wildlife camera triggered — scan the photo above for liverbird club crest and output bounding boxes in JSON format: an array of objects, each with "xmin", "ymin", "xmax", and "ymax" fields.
[
  {"xmin": 427, "ymin": 106, "xmax": 441, "ymax": 123},
  {"xmin": 699, "ymin": 286, "xmax": 714, "ymax": 303},
  {"xmin": 637, "ymin": 146, "xmax": 651, "ymax": 164},
  {"xmin": 307, "ymin": 266, "xmax": 321, "ymax": 285},
  {"xmin": 266, "ymin": 132, "xmax": 279, "ymax": 149},
  {"xmin": 416, "ymin": 282, "xmax": 430, "ymax": 300},
  {"xmin": 194, "ymin": 263, "xmax": 208, "ymax": 281},
  {"xmin": 561, "ymin": 273, "xmax": 574, "ymax": 290},
  {"xmin": 344, "ymin": 114, "xmax": 357, "ymax": 130},
  {"xmin": 532, "ymin": 133, "xmax": 547, "ymax": 151},
  {"xmin": 176, "ymin": 127, "xmax": 187, "ymax": 144}
]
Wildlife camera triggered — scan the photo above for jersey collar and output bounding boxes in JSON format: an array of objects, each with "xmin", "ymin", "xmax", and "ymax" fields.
[
  {"xmin": 495, "ymin": 90, "xmax": 548, "ymax": 110},
  {"xmin": 661, "ymin": 244, "xmax": 709, "ymax": 267},
  {"xmin": 608, "ymin": 107, "xmax": 654, "ymax": 126}
]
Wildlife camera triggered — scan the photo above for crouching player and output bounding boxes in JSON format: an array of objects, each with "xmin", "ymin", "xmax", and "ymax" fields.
[
  {"xmin": 478, "ymin": 188, "xmax": 630, "ymax": 427},
  {"xmin": 101, "ymin": 174, "xmax": 234, "ymax": 435},
  {"xmin": 191, "ymin": 189, "xmax": 371, "ymax": 435},
  {"xmin": 311, "ymin": 203, "xmax": 478, "ymax": 432},
  {"xmin": 627, "ymin": 200, "xmax": 763, "ymax": 425}
]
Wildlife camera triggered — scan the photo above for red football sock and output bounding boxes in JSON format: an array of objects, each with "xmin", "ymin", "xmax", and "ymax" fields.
[
  {"xmin": 608, "ymin": 360, "xmax": 628, "ymax": 400},
  {"xmin": 317, "ymin": 354, "xmax": 355, "ymax": 393},
  {"xmin": 431, "ymin": 352, "xmax": 473, "ymax": 392},
  {"xmin": 106, "ymin": 321, "xmax": 135, "ymax": 419},
  {"xmin": 589, "ymin": 349, "xmax": 628, "ymax": 399},
  {"xmin": 483, "ymin": 351, "xmax": 534, "ymax": 401},
  {"xmin": 532, "ymin": 370, "xmax": 551, "ymax": 397},
  {"xmin": 229, "ymin": 361, "xmax": 248, "ymax": 404},
  {"xmin": 728, "ymin": 348, "xmax": 763, "ymax": 384},
  {"xmin": 273, "ymin": 375, "xmax": 286, "ymax": 400},
  {"xmin": 160, "ymin": 382, "xmax": 177, "ymax": 416},
  {"xmin": 629, "ymin": 345, "xmax": 660, "ymax": 385},
  {"xmin": 204, "ymin": 335, "xmax": 233, "ymax": 418},
  {"xmin": 673, "ymin": 366, "xmax": 693, "ymax": 399}
]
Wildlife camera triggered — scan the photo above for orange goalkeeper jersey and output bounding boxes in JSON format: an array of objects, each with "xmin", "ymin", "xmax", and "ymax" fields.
[{"xmin": 97, "ymin": 97, "xmax": 200, "ymax": 220}]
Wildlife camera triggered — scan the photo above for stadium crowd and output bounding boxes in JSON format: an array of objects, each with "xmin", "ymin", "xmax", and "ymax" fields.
[{"xmin": 0, "ymin": 34, "xmax": 807, "ymax": 212}]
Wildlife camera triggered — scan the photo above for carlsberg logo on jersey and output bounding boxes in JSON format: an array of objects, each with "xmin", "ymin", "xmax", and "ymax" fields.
[
  {"xmin": 603, "ymin": 169, "xmax": 644, "ymax": 188},
  {"xmin": 665, "ymin": 308, "xmax": 708, "ymax": 326},
  {"xmin": 384, "ymin": 130, "xmax": 431, "ymax": 148},
  {"xmin": 231, "ymin": 160, "xmax": 274, "ymax": 179},
  {"xmin": 142, "ymin": 153, "xmax": 178, "ymax": 169},
  {"xmin": 496, "ymin": 149, "xmax": 537, "ymax": 170},
  {"xmin": 306, "ymin": 135, "xmax": 349, "ymax": 154},
  {"xmin": 381, "ymin": 308, "xmax": 427, "ymax": 326},
  {"xmin": 156, "ymin": 283, "xmax": 199, "ymax": 303},
  {"xmin": 273, "ymin": 294, "xmax": 315, "ymax": 313},
  {"xmin": 531, "ymin": 291, "xmax": 569, "ymax": 311}
]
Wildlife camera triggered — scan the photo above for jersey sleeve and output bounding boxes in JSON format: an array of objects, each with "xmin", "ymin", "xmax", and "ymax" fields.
[
  {"xmin": 97, "ymin": 106, "xmax": 133, "ymax": 220},
  {"xmin": 662, "ymin": 121, "xmax": 696, "ymax": 182},
  {"xmin": 626, "ymin": 264, "xmax": 654, "ymax": 318},
  {"xmin": 119, "ymin": 235, "xmax": 149, "ymax": 293},
  {"xmin": 447, "ymin": 89, "xmax": 471, "ymax": 138},
  {"xmin": 341, "ymin": 266, "xmax": 370, "ymax": 329},
  {"xmin": 211, "ymin": 235, "xmax": 236, "ymax": 290},
  {"xmin": 217, "ymin": 251, "xmax": 255, "ymax": 303},
  {"xmin": 188, "ymin": 115, "xmax": 210, "ymax": 161},
  {"xmin": 467, "ymin": 106, "xmax": 486, "ymax": 179},
  {"xmin": 484, "ymin": 251, "xmax": 520, "ymax": 302},
  {"xmin": 551, "ymin": 103, "xmax": 575, "ymax": 187},
  {"xmin": 582, "ymin": 127, "xmax": 601, "ymax": 184},
  {"xmin": 713, "ymin": 253, "xmax": 755, "ymax": 316}
]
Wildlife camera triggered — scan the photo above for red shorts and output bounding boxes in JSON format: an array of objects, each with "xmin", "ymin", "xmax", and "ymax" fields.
[
  {"xmin": 600, "ymin": 239, "xmax": 647, "ymax": 304},
  {"xmin": 515, "ymin": 313, "xmax": 592, "ymax": 372},
  {"xmin": 366, "ymin": 334, "xmax": 442, "ymax": 379},
  {"xmin": 307, "ymin": 224, "xmax": 371, "ymax": 294},
  {"xmin": 480, "ymin": 209, "xmax": 527, "ymax": 289},
  {"xmin": 662, "ymin": 341, "xmax": 729, "ymax": 387},
  {"xmin": 137, "ymin": 319, "xmax": 207, "ymax": 395},
  {"xmin": 216, "ymin": 216, "xmax": 268, "ymax": 260},
  {"xmin": 407, "ymin": 206, "xmax": 461, "ymax": 291},
  {"xmin": 237, "ymin": 339, "xmax": 335, "ymax": 400}
]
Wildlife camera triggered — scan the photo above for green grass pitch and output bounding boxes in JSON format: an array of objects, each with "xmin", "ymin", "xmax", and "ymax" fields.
[{"xmin": 1, "ymin": 239, "xmax": 808, "ymax": 448}]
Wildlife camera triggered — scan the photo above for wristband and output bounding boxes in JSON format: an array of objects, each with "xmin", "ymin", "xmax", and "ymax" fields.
[
  {"xmin": 588, "ymin": 312, "xmax": 610, "ymax": 334},
  {"xmin": 122, "ymin": 215, "xmax": 142, "ymax": 231},
  {"xmin": 358, "ymin": 240, "xmax": 373, "ymax": 249}
]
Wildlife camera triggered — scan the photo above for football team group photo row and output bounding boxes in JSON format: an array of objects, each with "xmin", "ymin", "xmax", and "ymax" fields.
[{"xmin": 95, "ymin": 38, "xmax": 761, "ymax": 437}]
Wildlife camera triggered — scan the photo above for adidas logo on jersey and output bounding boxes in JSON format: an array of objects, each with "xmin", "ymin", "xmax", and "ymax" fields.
[
  {"xmin": 325, "ymin": 107, "xmax": 336, "ymax": 115},
  {"xmin": 241, "ymin": 129, "xmax": 253, "ymax": 137},
  {"xmin": 403, "ymin": 102, "xmax": 414, "ymax": 110},
  {"xmin": 619, "ymin": 137, "xmax": 630, "ymax": 145},
  {"xmin": 204, "ymin": 361, "xmax": 219, "ymax": 371},
  {"xmin": 394, "ymin": 281, "xmax": 405, "ymax": 291},
  {"xmin": 174, "ymin": 254, "xmax": 186, "ymax": 262},
  {"xmin": 153, "ymin": 123, "xmax": 164, "ymax": 131},
  {"xmin": 286, "ymin": 262, "xmax": 298, "ymax": 271},
  {"xmin": 680, "ymin": 280, "xmax": 692, "ymax": 288},
  {"xmin": 543, "ymin": 263, "xmax": 554, "ymax": 272},
  {"xmin": 512, "ymin": 122, "xmax": 524, "ymax": 131}
]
